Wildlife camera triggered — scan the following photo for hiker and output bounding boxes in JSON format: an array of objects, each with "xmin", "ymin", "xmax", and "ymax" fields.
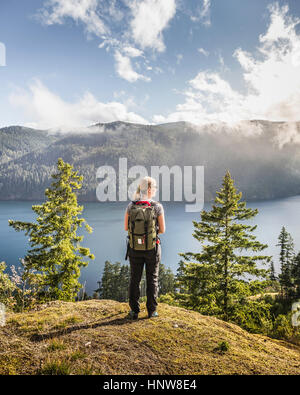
[{"xmin": 124, "ymin": 176, "xmax": 165, "ymax": 319}]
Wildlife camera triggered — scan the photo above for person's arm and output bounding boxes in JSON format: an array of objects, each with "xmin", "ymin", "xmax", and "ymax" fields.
[
  {"xmin": 124, "ymin": 210, "xmax": 129, "ymax": 231},
  {"xmin": 157, "ymin": 213, "xmax": 165, "ymax": 234}
]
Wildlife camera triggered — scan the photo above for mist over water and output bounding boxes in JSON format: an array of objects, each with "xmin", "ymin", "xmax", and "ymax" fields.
[{"xmin": 1, "ymin": 196, "xmax": 300, "ymax": 295}]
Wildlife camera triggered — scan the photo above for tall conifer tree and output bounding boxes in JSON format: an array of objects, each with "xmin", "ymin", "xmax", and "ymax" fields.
[
  {"xmin": 178, "ymin": 170, "xmax": 271, "ymax": 321},
  {"xmin": 8, "ymin": 158, "xmax": 94, "ymax": 301}
]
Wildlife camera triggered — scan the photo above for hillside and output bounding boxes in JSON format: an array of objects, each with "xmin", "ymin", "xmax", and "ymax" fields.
[
  {"xmin": 1, "ymin": 120, "xmax": 300, "ymax": 201},
  {"xmin": 1, "ymin": 300, "xmax": 300, "ymax": 375}
]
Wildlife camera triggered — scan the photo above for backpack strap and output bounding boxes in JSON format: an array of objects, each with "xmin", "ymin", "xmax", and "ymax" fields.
[
  {"xmin": 144, "ymin": 217, "xmax": 148, "ymax": 250},
  {"xmin": 134, "ymin": 200, "xmax": 151, "ymax": 207}
]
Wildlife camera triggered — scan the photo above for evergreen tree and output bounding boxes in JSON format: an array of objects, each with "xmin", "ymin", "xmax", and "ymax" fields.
[
  {"xmin": 96, "ymin": 261, "xmax": 129, "ymax": 301},
  {"xmin": 174, "ymin": 259, "xmax": 193, "ymax": 306},
  {"xmin": 270, "ymin": 261, "xmax": 277, "ymax": 282},
  {"xmin": 96, "ymin": 261, "xmax": 117, "ymax": 300},
  {"xmin": 268, "ymin": 261, "xmax": 281, "ymax": 293},
  {"xmin": 277, "ymin": 227, "xmax": 295, "ymax": 299},
  {"xmin": 178, "ymin": 170, "xmax": 271, "ymax": 321},
  {"xmin": 96, "ymin": 261, "xmax": 175, "ymax": 302},
  {"xmin": 292, "ymin": 252, "xmax": 300, "ymax": 300},
  {"xmin": 118, "ymin": 264, "xmax": 130, "ymax": 302},
  {"xmin": 8, "ymin": 158, "xmax": 94, "ymax": 301},
  {"xmin": 158, "ymin": 264, "xmax": 175, "ymax": 295}
]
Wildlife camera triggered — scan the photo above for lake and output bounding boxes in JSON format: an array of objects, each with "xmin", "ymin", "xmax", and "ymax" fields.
[{"xmin": 1, "ymin": 196, "xmax": 300, "ymax": 296}]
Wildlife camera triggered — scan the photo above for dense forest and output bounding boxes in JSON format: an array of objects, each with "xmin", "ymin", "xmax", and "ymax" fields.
[{"xmin": 1, "ymin": 120, "xmax": 300, "ymax": 201}]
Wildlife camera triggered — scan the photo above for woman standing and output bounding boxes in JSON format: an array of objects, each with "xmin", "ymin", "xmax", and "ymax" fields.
[{"xmin": 124, "ymin": 176, "xmax": 165, "ymax": 319}]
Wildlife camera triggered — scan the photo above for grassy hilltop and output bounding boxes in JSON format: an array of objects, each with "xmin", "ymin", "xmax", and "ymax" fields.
[{"xmin": 1, "ymin": 299, "xmax": 300, "ymax": 375}]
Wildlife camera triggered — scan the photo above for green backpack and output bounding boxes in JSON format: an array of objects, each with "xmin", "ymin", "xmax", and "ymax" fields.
[{"xmin": 127, "ymin": 200, "xmax": 158, "ymax": 251}]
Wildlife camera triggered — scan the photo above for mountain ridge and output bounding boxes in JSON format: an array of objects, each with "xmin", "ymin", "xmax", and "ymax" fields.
[{"xmin": 1, "ymin": 120, "xmax": 300, "ymax": 201}]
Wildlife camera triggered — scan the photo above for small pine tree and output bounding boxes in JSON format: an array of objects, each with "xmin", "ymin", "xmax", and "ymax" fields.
[
  {"xmin": 96, "ymin": 261, "xmax": 130, "ymax": 302},
  {"xmin": 118, "ymin": 264, "xmax": 130, "ymax": 302},
  {"xmin": 8, "ymin": 158, "xmax": 95, "ymax": 301},
  {"xmin": 96, "ymin": 261, "xmax": 175, "ymax": 302},
  {"xmin": 277, "ymin": 227, "xmax": 295, "ymax": 299},
  {"xmin": 269, "ymin": 261, "xmax": 281, "ymax": 293},
  {"xmin": 158, "ymin": 264, "xmax": 175, "ymax": 296},
  {"xmin": 270, "ymin": 261, "xmax": 277, "ymax": 282},
  {"xmin": 95, "ymin": 261, "xmax": 112, "ymax": 299},
  {"xmin": 178, "ymin": 170, "xmax": 271, "ymax": 321}
]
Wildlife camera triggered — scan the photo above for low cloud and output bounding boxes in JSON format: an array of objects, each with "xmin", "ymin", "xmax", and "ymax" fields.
[{"xmin": 9, "ymin": 79, "xmax": 148, "ymax": 130}]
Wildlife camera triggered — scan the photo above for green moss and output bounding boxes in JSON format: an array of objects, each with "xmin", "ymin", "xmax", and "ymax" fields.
[
  {"xmin": 70, "ymin": 351, "xmax": 86, "ymax": 361},
  {"xmin": 0, "ymin": 356, "xmax": 18, "ymax": 375},
  {"xmin": 47, "ymin": 339, "xmax": 67, "ymax": 352},
  {"xmin": 38, "ymin": 360, "xmax": 72, "ymax": 375},
  {"xmin": 216, "ymin": 341, "xmax": 230, "ymax": 353}
]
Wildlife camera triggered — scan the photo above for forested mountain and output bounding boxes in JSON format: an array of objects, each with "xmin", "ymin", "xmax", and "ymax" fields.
[
  {"xmin": 0, "ymin": 126, "xmax": 57, "ymax": 164},
  {"xmin": 1, "ymin": 120, "xmax": 300, "ymax": 201}
]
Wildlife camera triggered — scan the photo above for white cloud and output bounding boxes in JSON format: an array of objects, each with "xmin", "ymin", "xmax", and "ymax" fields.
[
  {"xmin": 113, "ymin": 90, "xmax": 139, "ymax": 109},
  {"xmin": 35, "ymin": 0, "xmax": 107, "ymax": 37},
  {"xmin": 37, "ymin": 0, "xmax": 167, "ymax": 82},
  {"xmin": 114, "ymin": 50, "xmax": 150, "ymax": 82},
  {"xmin": 154, "ymin": 2, "xmax": 300, "ymax": 125},
  {"xmin": 198, "ymin": 47, "xmax": 209, "ymax": 56},
  {"xmin": 98, "ymin": 37, "xmax": 121, "ymax": 51},
  {"xmin": 9, "ymin": 79, "xmax": 148, "ymax": 130},
  {"xmin": 99, "ymin": 42, "xmax": 147, "ymax": 83},
  {"xmin": 217, "ymin": 53, "xmax": 230, "ymax": 73},
  {"xmin": 272, "ymin": 121, "xmax": 300, "ymax": 148},
  {"xmin": 122, "ymin": 46, "xmax": 144, "ymax": 58},
  {"xmin": 188, "ymin": 0, "xmax": 211, "ymax": 26},
  {"xmin": 128, "ymin": 0, "xmax": 176, "ymax": 52},
  {"xmin": 200, "ymin": 0, "xmax": 211, "ymax": 26},
  {"xmin": 106, "ymin": 0, "xmax": 124, "ymax": 22},
  {"xmin": 35, "ymin": 0, "xmax": 181, "ymax": 82}
]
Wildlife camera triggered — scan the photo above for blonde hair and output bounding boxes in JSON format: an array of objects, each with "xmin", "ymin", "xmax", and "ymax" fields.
[{"xmin": 133, "ymin": 176, "xmax": 157, "ymax": 200}]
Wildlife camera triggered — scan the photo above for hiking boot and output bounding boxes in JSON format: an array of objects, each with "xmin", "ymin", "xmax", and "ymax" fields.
[
  {"xmin": 127, "ymin": 310, "xmax": 138, "ymax": 320},
  {"xmin": 148, "ymin": 311, "xmax": 158, "ymax": 318}
]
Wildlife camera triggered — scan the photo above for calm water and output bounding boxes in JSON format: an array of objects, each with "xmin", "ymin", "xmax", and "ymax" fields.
[{"xmin": 1, "ymin": 196, "xmax": 300, "ymax": 295}]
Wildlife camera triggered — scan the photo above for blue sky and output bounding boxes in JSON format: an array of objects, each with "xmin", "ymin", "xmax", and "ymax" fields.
[{"xmin": 1, "ymin": 0, "xmax": 300, "ymax": 129}]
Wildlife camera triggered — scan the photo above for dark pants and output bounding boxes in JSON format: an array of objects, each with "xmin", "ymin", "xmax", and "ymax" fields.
[{"xmin": 128, "ymin": 244, "xmax": 161, "ymax": 315}]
